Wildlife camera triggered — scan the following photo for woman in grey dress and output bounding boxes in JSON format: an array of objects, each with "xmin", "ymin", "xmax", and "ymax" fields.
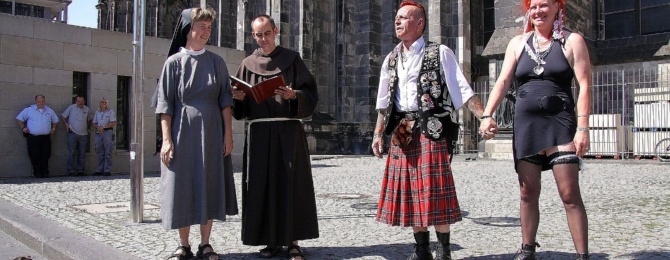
[{"xmin": 155, "ymin": 7, "xmax": 237, "ymax": 260}]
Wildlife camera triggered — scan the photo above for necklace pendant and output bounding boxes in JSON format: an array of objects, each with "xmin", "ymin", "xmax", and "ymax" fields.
[{"xmin": 533, "ymin": 65, "xmax": 544, "ymax": 75}]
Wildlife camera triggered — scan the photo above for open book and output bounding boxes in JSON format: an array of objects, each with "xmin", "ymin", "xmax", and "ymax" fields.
[{"xmin": 230, "ymin": 75, "xmax": 286, "ymax": 104}]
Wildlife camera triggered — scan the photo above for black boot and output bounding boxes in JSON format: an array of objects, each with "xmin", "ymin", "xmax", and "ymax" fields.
[
  {"xmin": 434, "ymin": 231, "xmax": 451, "ymax": 260},
  {"xmin": 407, "ymin": 231, "xmax": 433, "ymax": 260},
  {"xmin": 576, "ymin": 253, "xmax": 590, "ymax": 260},
  {"xmin": 513, "ymin": 242, "xmax": 540, "ymax": 260}
]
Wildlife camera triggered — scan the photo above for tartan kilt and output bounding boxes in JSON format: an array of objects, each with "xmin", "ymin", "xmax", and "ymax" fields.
[{"xmin": 376, "ymin": 130, "xmax": 462, "ymax": 227}]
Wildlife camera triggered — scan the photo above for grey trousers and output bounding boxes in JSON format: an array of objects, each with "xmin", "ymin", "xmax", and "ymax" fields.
[
  {"xmin": 67, "ymin": 132, "xmax": 88, "ymax": 173},
  {"xmin": 94, "ymin": 130, "xmax": 114, "ymax": 173}
]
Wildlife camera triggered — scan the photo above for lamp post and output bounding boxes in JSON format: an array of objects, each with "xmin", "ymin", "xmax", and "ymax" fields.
[{"xmin": 130, "ymin": 0, "xmax": 146, "ymax": 223}]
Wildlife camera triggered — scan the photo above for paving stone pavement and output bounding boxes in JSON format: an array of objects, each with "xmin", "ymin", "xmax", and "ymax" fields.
[{"xmin": 1, "ymin": 156, "xmax": 669, "ymax": 259}]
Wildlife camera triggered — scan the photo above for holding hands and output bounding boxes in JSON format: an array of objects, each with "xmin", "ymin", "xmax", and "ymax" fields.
[{"xmin": 479, "ymin": 117, "xmax": 499, "ymax": 140}]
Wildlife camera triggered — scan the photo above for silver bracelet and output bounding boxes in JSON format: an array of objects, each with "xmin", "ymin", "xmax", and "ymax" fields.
[
  {"xmin": 373, "ymin": 133, "xmax": 383, "ymax": 139},
  {"xmin": 577, "ymin": 127, "xmax": 589, "ymax": 132},
  {"xmin": 577, "ymin": 114, "xmax": 588, "ymax": 118}
]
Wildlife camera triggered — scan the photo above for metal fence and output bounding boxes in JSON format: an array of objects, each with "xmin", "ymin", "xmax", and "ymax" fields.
[{"xmin": 457, "ymin": 65, "xmax": 670, "ymax": 159}]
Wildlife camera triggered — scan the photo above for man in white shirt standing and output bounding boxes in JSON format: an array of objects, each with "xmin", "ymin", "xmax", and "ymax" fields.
[
  {"xmin": 16, "ymin": 95, "xmax": 59, "ymax": 178},
  {"xmin": 370, "ymin": 1, "xmax": 486, "ymax": 259},
  {"xmin": 62, "ymin": 96, "xmax": 91, "ymax": 176}
]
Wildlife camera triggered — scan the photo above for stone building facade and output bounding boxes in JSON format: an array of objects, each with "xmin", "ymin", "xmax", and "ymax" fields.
[
  {"xmin": 97, "ymin": 0, "xmax": 670, "ymax": 156},
  {"xmin": 0, "ymin": 13, "xmax": 246, "ymax": 178}
]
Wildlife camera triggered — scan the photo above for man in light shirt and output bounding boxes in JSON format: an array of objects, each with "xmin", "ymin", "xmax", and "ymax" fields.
[
  {"xmin": 16, "ymin": 95, "xmax": 59, "ymax": 178},
  {"xmin": 62, "ymin": 96, "xmax": 91, "ymax": 176}
]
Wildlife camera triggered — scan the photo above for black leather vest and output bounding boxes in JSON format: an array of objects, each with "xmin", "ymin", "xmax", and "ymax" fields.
[{"xmin": 382, "ymin": 42, "xmax": 458, "ymax": 141}]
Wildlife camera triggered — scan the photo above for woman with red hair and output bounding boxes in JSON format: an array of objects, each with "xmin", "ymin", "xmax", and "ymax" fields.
[{"xmin": 479, "ymin": 0, "xmax": 591, "ymax": 259}]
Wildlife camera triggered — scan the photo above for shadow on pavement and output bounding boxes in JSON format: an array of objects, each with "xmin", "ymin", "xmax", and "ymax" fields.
[
  {"xmin": 213, "ymin": 243, "xmax": 420, "ymax": 259},
  {"xmin": 311, "ymin": 163, "xmax": 339, "ymax": 168},
  {"xmin": 618, "ymin": 250, "xmax": 670, "ymax": 259},
  {"xmin": 214, "ymin": 245, "xmax": 620, "ymax": 259},
  {"xmin": 466, "ymin": 216, "xmax": 521, "ymax": 227},
  {"xmin": 460, "ymin": 251, "xmax": 610, "ymax": 259},
  {"xmin": 0, "ymin": 173, "xmax": 161, "ymax": 184}
]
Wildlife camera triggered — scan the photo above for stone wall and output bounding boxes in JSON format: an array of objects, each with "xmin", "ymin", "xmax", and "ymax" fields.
[{"xmin": 0, "ymin": 13, "xmax": 246, "ymax": 178}]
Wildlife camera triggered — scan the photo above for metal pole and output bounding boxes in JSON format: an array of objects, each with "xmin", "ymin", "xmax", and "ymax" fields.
[
  {"xmin": 622, "ymin": 70, "xmax": 627, "ymax": 159},
  {"xmin": 130, "ymin": 0, "xmax": 146, "ymax": 223}
]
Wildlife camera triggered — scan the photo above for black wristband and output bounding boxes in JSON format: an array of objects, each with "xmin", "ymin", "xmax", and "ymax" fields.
[{"xmin": 480, "ymin": 115, "xmax": 492, "ymax": 120}]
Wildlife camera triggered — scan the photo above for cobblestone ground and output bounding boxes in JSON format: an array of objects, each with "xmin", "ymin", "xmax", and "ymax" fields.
[{"xmin": 1, "ymin": 156, "xmax": 669, "ymax": 259}]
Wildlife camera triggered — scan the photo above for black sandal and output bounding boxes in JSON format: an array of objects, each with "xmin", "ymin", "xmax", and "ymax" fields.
[
  {"xmin": 259, "ymin": 246, "xmax": 280, "ymax": 258},
  {"xmin": 287, "ymin": 244, "xmax": 305, "ymax": 260},
  {"xmin": 196, "ymin": 244, "xmax": 219, "ymax": 260},
  {"xmin": 166, "ymin": 245, "xmax": 193, "ymax": 260}
]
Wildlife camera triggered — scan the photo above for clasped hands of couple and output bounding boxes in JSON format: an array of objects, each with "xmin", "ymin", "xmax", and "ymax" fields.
[
  {"xmin": 479, "ymin": 117, "xmax": 498, "ymax": 140},
  {"xmin": 231, "ymin": 86, "xmax": 296, "ymax": 101}
]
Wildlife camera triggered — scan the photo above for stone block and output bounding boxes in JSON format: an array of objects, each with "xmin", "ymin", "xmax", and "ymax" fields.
[
  {"xmin": 0, "ymin": 128, "xmax": 26, "ymax": 156},
  {"xmin": 0, "ymin": 155, "xmax": 32, "ymax": 177},
  {"xmin": 0, "ymin": 109, "xmax": 21, "ymax": 128},
  {"xmin": 478, "ymin": 139, "xmax": 513, "ymax": 159},
  {"xmin": 144, "ymin": 36, "xmax": 171, "ymax": 56},
  {"xmin": 0, "ymin": 83, "xmax": 64, "ymax": 111},
  {"xmin": 92, "ymin": 30, "xmax": 132, "ymax": 51},
  {"xmin": 1, "ymin": 35, "xmax": 64, "ymax": 69},
  {"xmin": 117, "ymin": 50, "xmax": 133, "ymax": 77},
  {"xmin": 63, "ymin": 44, "xmax": 117, "ymax": 74},
  {"xmin": 143, "ymin": 53, "xmax": 165, "ymax": 80},
  {"xmin": 0, "ymin": 64, "xmax": 33, "ymax": 85},
  {"xmin": 0, "ymin": 14, "xmax": 34, "ymax": 38},
  {"xmin": 90, "ymin": 73, "xmax": 117, "ymax": 91},
  {"xmin": 142, "ymin": 115, "xmax": 157, "ymax": 132},
  {"xmin": 33, "ymin": 68, "xmax": 71, "ymax": 87},
  {"xmin": 141, "ymin": 88, "xmax": 156, "ymax": 116},
  {"xmin": 34, "ymin": 20, "xmax": 91, "ymax": 46}
]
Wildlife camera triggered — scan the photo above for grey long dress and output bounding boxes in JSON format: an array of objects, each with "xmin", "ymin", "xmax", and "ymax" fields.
[{"xmin": 156, "ymin": 49, "xmax": 238, "ymax": 230}]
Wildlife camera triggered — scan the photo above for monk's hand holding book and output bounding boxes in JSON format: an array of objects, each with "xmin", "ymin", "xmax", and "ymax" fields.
[
  {"xmin": 275, "ymin": 86, "xmax": 296, "ymax": 100},
  {"xmin": 230, "ymin": 75, "xmax": 286, "ymax": 104}
]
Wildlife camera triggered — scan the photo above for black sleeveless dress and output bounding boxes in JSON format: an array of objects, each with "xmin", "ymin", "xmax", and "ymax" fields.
[{"xmin": 513, "ymin": 33, "xmax": 576, "ymax": 169}]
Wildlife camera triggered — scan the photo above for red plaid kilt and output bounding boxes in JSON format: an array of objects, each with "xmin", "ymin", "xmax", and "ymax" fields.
[{"xmin": 376, "ymin": 130, "xmax": 462, "ymax": 227}]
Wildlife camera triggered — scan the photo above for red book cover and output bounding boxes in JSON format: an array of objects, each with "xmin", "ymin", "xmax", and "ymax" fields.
[{"xmin": 230, "ymin": 75, "xmax": 286, "ymax": 104}]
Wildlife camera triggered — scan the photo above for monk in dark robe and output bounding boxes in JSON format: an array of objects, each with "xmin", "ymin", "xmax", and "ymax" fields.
[{"xmin": 231, "ymin": 14, "xmax": 319, "ymax": 260}]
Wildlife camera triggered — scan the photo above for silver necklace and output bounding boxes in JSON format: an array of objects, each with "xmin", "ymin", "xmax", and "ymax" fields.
[{"xmin": 524, "ymin": 33, "xmax": 552, "ymax": 75}]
